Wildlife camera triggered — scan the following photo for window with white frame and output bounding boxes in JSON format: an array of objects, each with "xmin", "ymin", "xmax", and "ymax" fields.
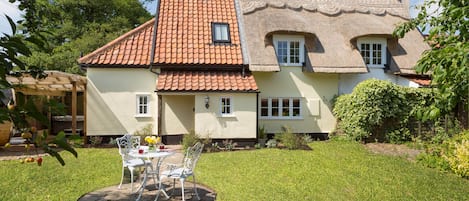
[
  {"xmin": 136, "ymin": 94, "xmax": 150, "ymax": 116},
  {"xmin": 212, "ymin": 22, "xmax": 231, "ymax": 44},
  {"xmin": 357, "ymin": 37, "xmax": 387, "ymax": 68},
  {"xmin": 220, "ymin": 97, "xmax": 233, "ymax": 116},
  {"xmin": 260, "ymin": 97, "xmax": 301, "ymax": 119},
  {"xmin": 273, "ymin": 35, "xmax": 305, "ymax": 66}
]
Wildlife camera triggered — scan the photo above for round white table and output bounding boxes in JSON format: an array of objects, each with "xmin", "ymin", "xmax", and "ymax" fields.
[{"xmin": 129, "ymin": 149, "xmax": 175, "ymax": 201}]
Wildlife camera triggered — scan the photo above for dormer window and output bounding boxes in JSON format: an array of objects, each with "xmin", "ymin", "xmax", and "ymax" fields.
[
  {"xmin": 357, "ymin": 37, "xmax": 387, "ymax": 68},
  {"xmin": 273, "ymin": 35, "xmax": 305, "ymax": 66},
  {"xmin": 212, "ymin": 22, "xmax": 231, "ymax": 44}
]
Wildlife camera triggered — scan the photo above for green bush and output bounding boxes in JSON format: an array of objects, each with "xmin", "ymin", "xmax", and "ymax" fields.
[
  {"xmin": 333, "ymin": 79, "xmax": 433, "ymax": 143},
  {"xmin": 443, "ymin": 130, "xmax": 469, "ymax": 178},
  {"xmin": 417, "ymin": 130, "xmax": 469, "ymax": 178},
  {"xmin": 182, "ymin": 130, "xmax": 201, "ymax": 150},
  {"xmin": 275, "ymin": 126, "xmax": 306, "ymax": 150},
  {"xmin": 416, "ymin": 144, "xmax": 451, "ymax": 172}
]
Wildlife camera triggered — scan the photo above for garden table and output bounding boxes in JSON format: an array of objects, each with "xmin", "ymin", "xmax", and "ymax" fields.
[{"xmin": 129, "ymin": 148, "xmax": 174, "ymax": 201}]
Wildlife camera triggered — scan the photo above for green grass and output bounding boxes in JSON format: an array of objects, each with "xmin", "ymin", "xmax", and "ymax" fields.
[
  {"xmin": 1, "ymin": 141, "xmax": 468, "ymax": 201},
  {"xmin": 0, "ymin": 148, "xmax": 121, "ymax": 201},
  {"xmin": 196, "ymin": 141, "xmax": 469, "ymax": 201}
]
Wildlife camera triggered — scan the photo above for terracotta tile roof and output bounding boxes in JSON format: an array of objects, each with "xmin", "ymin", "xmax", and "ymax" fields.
[
  {"xmin": 157, "ymin": 71, "xmax": 258, "ymax": 92},
  {"xmin": 79, "ymin": 0, "xmax": 243, "ymax": 66},
  {"xmin": 410, "ymin": 78, "xmax": 431, "ymax": 86},
  {"xmin": 78, "ymin": 19, "xmax": 155, "ymax": 66}
]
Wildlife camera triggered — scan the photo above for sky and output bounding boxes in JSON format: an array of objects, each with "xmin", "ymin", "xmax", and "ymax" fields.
[{"xmin": 0, "ymin": 0, "xmax": 425, "ymax": 36}]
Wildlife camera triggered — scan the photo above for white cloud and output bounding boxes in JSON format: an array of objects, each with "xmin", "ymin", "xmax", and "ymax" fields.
[{"xmin": 0, "ymin": 0, "xmax": 23, "ymax": 35}]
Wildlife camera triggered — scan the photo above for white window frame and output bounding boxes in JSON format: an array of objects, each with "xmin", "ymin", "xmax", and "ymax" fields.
[
  {"xmin": 260, "ymin": 97, "xmax": 302, "ymax": 119},
  {"xmin": 273, "ymin": 35, "xmax": 305, "ymax": 66},
  {"xmin": 219, "ymin": 96, "xmax": 234, "ymax": 117},
  {"xmin": 135, "ymin": 94, "xmax": 151, "ymax": 117},
  {"xmin": 357, "ymin": 37, "xmax": 387, "ymax": 68}
]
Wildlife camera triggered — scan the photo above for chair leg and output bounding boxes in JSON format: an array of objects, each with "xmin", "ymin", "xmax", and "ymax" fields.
[
  {"xmin": 193, "ymin": 175, "xmax": 200, "ymax": 200},
  {"xmin": 118, "ymin": 167, "xmax": 125, "ymax": 189},
  {"xmin": 180, "ymin": 178, "xmax": 185, "ymax": 201},
  {"xmin": 129, "ymin": 167, "xmax": 134, "ymax": 192},
  {"xmin": 155, "ymin": 176, "xmax": 163, "ymax": 201}
]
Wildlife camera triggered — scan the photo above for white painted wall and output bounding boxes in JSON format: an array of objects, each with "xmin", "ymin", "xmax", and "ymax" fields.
[
  {"xmin": 339, "ymin": 68, "xmax": 419, "ymax": 94},
  {"xmin": 86, "ymin": 68, "xmax": 158, "ymax": 135},
  {"xmin": 254, "ymin": 67, "xmax": 339, "ymax": 134},
  {"xmin": 194, "ymin": 93, "xmax": 257, "ymax": 139}
]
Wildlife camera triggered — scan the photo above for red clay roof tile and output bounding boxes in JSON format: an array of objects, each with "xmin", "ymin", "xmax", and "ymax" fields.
[
  {"xmin": 79, "ymin": 0, "xmax": 243, "ymax": 67},
  {"xmin": 157, "ymin": 71, "xmax": 258, "ymax": 92}
]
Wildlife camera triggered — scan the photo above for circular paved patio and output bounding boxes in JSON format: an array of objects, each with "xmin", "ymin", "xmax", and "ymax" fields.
[{"xmin": 78, "ymin": 146, "xmax": 216, "ymax": 201}]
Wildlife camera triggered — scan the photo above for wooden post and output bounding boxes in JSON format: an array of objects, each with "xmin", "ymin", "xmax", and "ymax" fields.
[
  {"xmin": 83, "ymin": 82, "xmax": 87, "ymax": 144},
  {"xmin": 47, "ymin": 96, "xmax": 52, "ymax": 136},
  {"xmin": 71, "ymin": 81, "xmax": 77, "ymax": 136}
]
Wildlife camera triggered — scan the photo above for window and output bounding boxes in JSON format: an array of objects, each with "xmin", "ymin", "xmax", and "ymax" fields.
[
  {"xmin": 212, "ymin": 22, "xmax": 230, "ymax": 44},
  {"xmin": 273, "ymin": 35, "xmax": 305, "ymax": 66},
  {"xmin": 136, "ymin": 94, "xmax": 150, "ymax": 117},
  {"xmin": 220, "ymin": 97, "xmax": 233, "ymax": 116},
  {"xmin": 260, "ymin": 98, "xmax": 302, "ymax": 119},
  {"xmin": 357, "ymin": 37, "xmax": 387, "ymax": 68}
]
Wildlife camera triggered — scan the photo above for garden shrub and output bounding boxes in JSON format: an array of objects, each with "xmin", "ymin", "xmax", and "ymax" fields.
[
  {"xmin": 275, "ymin": 126, "xmax": 306, "ymax": 150},
  {"xmin": 266, "ymin": 139, "xmax": 278, "ymax": 148},
  {"xmin": 443, "ymin": 130, "xmax": 469, "ymax": 178},
  {"xmin": 445, "ymin": 139, "xmax": 469, "ymax": 178},
  {"xmin": 417, "ymin": 130, "xmax": 469, "ymax": 178},
  {"xmin": 416, "ymin": 144, "xmax": 451, "ymax": 172},
  {"xmin": 182, "ymin": 130, "xmax": 201, "ymax": 150},
  {"xmin": 333, "ymin": 79, "xmax": 433, "ymax": 143}
]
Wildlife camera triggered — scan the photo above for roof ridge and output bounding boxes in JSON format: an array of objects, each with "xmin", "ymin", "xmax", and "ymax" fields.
[{"xmin": 78, "ymin": 18, "xmax": 156, "ymax": 64}]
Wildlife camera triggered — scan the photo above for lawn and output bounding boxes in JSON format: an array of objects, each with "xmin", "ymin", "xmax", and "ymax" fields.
[
  {"xmin": 0, "ymin": 141, "xmax": 468, "ymax": 201},
  {"xmin": 0, "ymin": 148, "xmax": 122, "ymax": 201},
  {"xmin": 196, "ymin": 141, "xmax": 469, "ymax": 201}
]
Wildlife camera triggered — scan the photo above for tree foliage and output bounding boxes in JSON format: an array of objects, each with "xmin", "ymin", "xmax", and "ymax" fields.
[
  {"xmin": 393, "ymin": 0, "xmax": 468, "ymax": 120},
  {"xmin": 1, "ymin": 15, "xmax": 76, "ymax": 166},
  {"xmin": 14, "ymin": 0, "xmax": 152, "ymax": 74}
]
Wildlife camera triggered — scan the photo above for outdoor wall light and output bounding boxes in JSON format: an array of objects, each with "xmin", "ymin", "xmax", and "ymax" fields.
[{"xmin": 204, "ymin": 96, "xmax": 210, "ymax": 109}]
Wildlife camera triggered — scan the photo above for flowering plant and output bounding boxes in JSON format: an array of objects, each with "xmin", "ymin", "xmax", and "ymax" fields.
[{"xmin": 144, "ymin": 136, "xmax": 161, "ymax": 145}]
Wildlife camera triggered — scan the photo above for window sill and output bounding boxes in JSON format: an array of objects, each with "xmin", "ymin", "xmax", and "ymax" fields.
[
  {"xmin": 367, "ymin": 65, "xmax": 385, "ymax": 68},
  {"xmin": 260, "ymin": 117, "xmax": 303, "ymax": 120},
  {"xmin": 134, "ymin": 114, "xmax": 152, "ymax": 118},
  {"xmin": 219, "ymin": 114, "xmax": 235, "ymax": 118},
  {"xmin": 279, "ymin": 63, "xmax": 303, "ymax": 67}
]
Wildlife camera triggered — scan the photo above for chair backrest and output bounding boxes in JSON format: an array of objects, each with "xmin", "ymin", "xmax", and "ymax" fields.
[
  {"xmin": 117, "ymin": 134, "xmax": 134, "ymax": 161},
  {"xmin": 130, "ymin": 135, "xmax": 141, "ymax": 149},
  {"xmin": 182, "ymin": 142, "xmax": 204, "ymax": 175}
]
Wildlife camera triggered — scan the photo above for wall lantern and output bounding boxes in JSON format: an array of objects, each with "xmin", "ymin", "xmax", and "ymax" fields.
[{"xmin": 204, "ymin": 96, "xmax": 210, "ymax": 109}]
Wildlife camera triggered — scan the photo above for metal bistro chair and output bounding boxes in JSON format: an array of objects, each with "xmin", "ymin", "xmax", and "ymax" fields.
[
  {"xmin": 156, "ymin": 142, "xmax": 204, "ymax": 201},
  {"xmin": 116, "ymin": 134, "xmax": 152, "ymax": 192}
]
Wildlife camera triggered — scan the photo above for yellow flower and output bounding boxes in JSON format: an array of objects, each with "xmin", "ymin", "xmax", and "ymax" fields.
[{"xmin": 145, "ymin": 135, "xmax": 160, "ymax": 145}]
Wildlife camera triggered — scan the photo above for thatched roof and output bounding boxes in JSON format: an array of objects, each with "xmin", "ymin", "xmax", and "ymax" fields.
[
  {"xmin": 7, "ymin": 71, "xmax": 86, "ymax": 96},
  {"xmin": 239, "ymin": 0, "xmax": 429, "ymax": 74}
]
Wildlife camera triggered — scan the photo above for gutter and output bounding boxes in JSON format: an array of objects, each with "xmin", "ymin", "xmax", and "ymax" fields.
[{"xmin": 149, "ymin": 0, "xmax": 161, "ymax": 74}]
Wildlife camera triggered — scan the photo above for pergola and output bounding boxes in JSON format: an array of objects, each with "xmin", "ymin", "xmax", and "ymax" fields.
[{"xmin": 6, "ymin": 71, "xmax": 87, "ymax": 142}]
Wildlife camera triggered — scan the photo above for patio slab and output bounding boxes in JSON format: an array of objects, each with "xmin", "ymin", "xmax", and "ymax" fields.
[{"xmin": 78, "ymin": 145, "xmax": 216, "ymax": 201}]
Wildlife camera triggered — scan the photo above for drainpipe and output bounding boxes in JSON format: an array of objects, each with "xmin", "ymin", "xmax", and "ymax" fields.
[
  {"xmin": 149, "ymin": 0, "xmax": 161, "ymax": 74},
  {"xmin": 256, "ymin": 92, "xmax": 259, "ymax": 140}
]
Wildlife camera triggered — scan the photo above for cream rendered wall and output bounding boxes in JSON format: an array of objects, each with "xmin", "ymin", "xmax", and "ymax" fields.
[
  {"xmin": 87, "ymin": 68, "xmax": 158, "ymax": 135},
  {"xmin": 338, "ymin": 68, "xmax": 420, "ymax": 94},
  {"xmin": 254, "ymin": 67, "xmax": 338, "ymax": 134},
  {"xmin": 161, "ymin": 95, "xmax": 195, "ymax": 135},
  {"xmin": 194, "ymin": 93, "xmax": 257, "ymax": 139}
]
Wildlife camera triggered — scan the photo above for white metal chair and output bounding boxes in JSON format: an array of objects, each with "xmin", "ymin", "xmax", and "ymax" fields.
[
  {"xmin": 156, "ymin": 142, "xmax": 204, "ymax": 201},
  {"xmin": 116, "ymin": 134, "xmax": 152, "ymax": 192}
]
